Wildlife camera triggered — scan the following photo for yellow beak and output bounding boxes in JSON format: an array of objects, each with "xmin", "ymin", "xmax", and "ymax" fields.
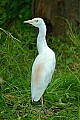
[{"xmin": 23, "ymin": 19, "xmax": 38, "ymax": 23}]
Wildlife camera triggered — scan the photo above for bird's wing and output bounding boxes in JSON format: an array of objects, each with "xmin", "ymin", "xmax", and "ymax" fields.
[{"xmin": 31, "ymin": 54, "xmax": 55, "ymax": 102}]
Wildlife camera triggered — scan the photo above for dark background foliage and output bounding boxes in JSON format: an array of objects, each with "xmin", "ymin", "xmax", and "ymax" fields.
[{"xmin": 0, "ymin": 0, "xmax": 31, "ymax": 33}]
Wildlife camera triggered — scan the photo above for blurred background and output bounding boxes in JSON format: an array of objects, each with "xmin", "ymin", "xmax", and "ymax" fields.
[
  {"xmin": 0, "ymin": 0, "xmax": 80, "ymax": 36},
  {"xmin": 0, "ymin": 0, "xmax": 80, "ymax": 120}
]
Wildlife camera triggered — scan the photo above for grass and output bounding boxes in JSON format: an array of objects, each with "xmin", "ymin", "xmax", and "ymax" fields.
[{"xmin": 0, "ymin": 23, "xmax": 80, "ymax": 120}]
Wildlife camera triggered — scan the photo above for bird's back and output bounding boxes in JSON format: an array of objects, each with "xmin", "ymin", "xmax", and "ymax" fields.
[{"xmin": 31, "ymin": 48, "xmax": 56, "ymax": 102}]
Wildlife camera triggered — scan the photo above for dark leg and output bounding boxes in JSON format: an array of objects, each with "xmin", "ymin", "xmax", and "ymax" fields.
[{"xmin": 41, "ymin": 96, "xmax": 43, "ymax": 107}]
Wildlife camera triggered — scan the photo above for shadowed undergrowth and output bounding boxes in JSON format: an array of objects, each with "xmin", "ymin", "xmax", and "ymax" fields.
[{"xmin": 0, "ymin": 26, "xmax": 80, "ymax": 120}]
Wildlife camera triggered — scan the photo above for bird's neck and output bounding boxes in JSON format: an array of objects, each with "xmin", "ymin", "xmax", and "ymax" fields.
[{"xmin": 37, "ymin": 25, "xmax": 48, "ymax": 54}]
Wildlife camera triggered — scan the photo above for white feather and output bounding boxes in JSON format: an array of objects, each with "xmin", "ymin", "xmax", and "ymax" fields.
[
  {"xmin": 24, "ymin": 18, "xmax": 56, "ymax": 102},
  {"xmin": 31, "ymin": 48, "xmax": 55, "ymax": 101}
]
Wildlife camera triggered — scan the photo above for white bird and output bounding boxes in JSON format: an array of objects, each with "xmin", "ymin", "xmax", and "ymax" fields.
[{"xmin": 24, "ymin": 18, "xmax": 56, "ymax": 106}]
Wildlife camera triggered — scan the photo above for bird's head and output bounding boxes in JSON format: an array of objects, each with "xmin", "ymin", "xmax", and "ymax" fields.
[{"xmin": 24, "ymin": 18, "xmax": 45, "ymax": 28}]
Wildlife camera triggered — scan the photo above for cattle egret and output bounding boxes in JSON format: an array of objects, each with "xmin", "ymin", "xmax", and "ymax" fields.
[{"xmin": 24, "ymin": 18, "xmax": 56, "ymax": 106}]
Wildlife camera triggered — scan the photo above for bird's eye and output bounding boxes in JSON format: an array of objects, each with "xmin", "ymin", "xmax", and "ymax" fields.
[{"xmin": 36, "ymin": 20, "xmax": 38, "ymax": 22}]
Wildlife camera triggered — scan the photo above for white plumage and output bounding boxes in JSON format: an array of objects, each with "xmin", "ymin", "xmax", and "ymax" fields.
[{"xmin": 24, "ymin": 18, "xmax": 56, "ymax": 105}]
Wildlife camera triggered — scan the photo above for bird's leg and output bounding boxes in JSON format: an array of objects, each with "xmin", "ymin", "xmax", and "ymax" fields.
[
  {"xmin": 41, "ymin": 96, "xmax": 46, "ymax": 114},
  {"xmin": 41, "ymin": 96, "xmax": 43, "ymax": 107}
]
